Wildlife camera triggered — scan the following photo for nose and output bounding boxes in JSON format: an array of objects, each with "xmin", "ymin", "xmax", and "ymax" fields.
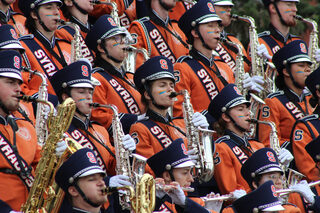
[{"xmin": 188, "ymin": 172, "xmax": 194, "ymax": 183}]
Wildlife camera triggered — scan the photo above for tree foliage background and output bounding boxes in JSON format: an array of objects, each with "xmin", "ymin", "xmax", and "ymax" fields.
[{"xmin": 226, "ymin": 0, "xmax": 320, "ymax": 47}]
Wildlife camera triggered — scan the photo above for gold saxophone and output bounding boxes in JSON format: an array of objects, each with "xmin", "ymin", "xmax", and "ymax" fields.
[
  {"xmin": 220, "ymin": 38, "xmax": 246, "ymax": 95},
  {"xmin": 174, "ymin": 90, "xmax": 214, "ymax": 182},
  {"xmin": 294, "ymin": 15, "xmax": 319, "ymax": 72},
  {"xmin": 90, "ymin": 103, "xmax": 155, "ymax": 212},
  {"xmin": 20, "ymin": 96, "xmax": 76, "ymax": 213},
  {"xmin": 90, "ymin": 0, "xmax": 120, "ymax": 26},
  {"xmin": 123, "ymin": 46, "xmax": 150, "ymax": 74},
  {"xmin": 58, "ymin": 20, "xmax": 83, "ymax": 63}
]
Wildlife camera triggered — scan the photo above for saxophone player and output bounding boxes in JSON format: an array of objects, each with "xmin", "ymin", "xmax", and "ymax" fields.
[
  {"xmin": 49, "ymin": 58, "xmax": 136, "ymax": 212},
  {"xmin": 0, "ymin": 50, "xmax": 65, "ymax": 211},
  {"xmin": 241, "ymin": 148, "xmax": 319, "ymax": 212},
  {"xmin": 147, "ymin": 138, "xmax": 223, "ymax": 213},
  {"xmin": 85, "ymin": 14, "xmax": 145, "ymax": 135},
  {"xmin": 55, "ymin": 148, "xmax": 111, "ymax": 213},
  {"xmin": 130, "ymin": 56, "xmax": 208, "ymax": 173},
  {"xmin": 209, "ymin": 84, "xmax": 293, "ymax": 195},
  {"xmin": 290, "ymin": 66, "xmax": 320, "ymax": 182},
  {"xmin": 258, "ymin": 40, "xmax": 313, "ymax": 148}
]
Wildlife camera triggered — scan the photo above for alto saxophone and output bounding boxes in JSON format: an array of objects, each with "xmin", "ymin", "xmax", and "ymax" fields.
[
  {"xmin": 294, "ymin": 15, "xmax": 319, "ymax": 72},
  {"xmin": 179, "ymin": 90, "xmax": 215, "ymax": 182},
  {"xmin": 21, "ymin": 67, "xmax": 49, "ymax": 146},
  {"xmin": 90, "ymin": 103, "xmax": 155, "ymax": 212},
  {"xmin": 90, "ymin": 0, "xmax": 120, "ymax": 26},
  {"xmin": 123, "ymin": 46, "xmax": 150, "ymax": 74},
  {"xmin": 220, "ymin": 38, "xmax": 246, "ymax": 95},
  {"xmin": 58, "ymin": 20, "xmax": 83, "ymax": 63},
  {"xmin": 20, "ymin": 96, "xmax": 76, "ymax": 213}
]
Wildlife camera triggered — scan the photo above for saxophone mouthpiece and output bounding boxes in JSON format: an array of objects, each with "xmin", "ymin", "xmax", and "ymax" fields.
[
  {"xmin": 90, "ymin": 0, "xmax": 101, "ymax": 4},
  {"xmin": 89, "ymin": 103, "xmax": 100, "ymax": 108},
  {"xmin": 18, "ymin": 95, "xmax": 37, "ymax": 103},
  {"xmin": 247, "ymin": 118, "xmax": 258, "ymax": 124},
  {"xmin": 294, "ymin": 15, "xmax": 303, "ymax": 20},
  {"xmin": 169, "ymin": 91, "xmax": 179, "ymax": 98}
]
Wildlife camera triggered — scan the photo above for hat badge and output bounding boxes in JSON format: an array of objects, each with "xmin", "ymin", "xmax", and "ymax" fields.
[
  {"xmin": 13, "ymin": 56, "xmax": 20, "ymax": 69},
  {"xmin": 107, "ymin": 17, "xmax": 117, "ymax": 27},
  {"xmin": 81, "ymin": 65, "xmax": 89, "ymax": 77},
  {"xmin": 207, "ymin": 2, "xmax": 215, "ymax": 13},
  {"xmin": 160, "ymin": 59, "xmax": 168, "ymax": 70},
  {"xmin": 87, "ymin": 151, "xmax": 97, "ymax": 163},
  {"xmin": 300, "ymin": 43, "xmax": 307, "ymax": 54},
  {"xmin": 10, "ymin": 29, "xmax": 18, "ymax": 40}
]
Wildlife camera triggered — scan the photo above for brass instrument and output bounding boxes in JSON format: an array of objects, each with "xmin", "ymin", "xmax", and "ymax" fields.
[
  {"xmin": 123, "ymin": 46, "xmax": 150, "ymax": 74},
  {"xmin": 276, "ymin": 180, "xmax": 320, "ymax": 197},
  {"xmin": 90, "ymin": 103, "xmax": 155, "ymax": 212},
  {"xmin": 294, "ymin": 15, "xmax": 319, "ymax": 72},
  {"xmin": 220, "ymin": 38, "xmax": 246, "ymax": 95},
  {"xmin": 174, "ymin": 90, "xmax": 214, "ymax": 182},
  {"xmin": 20, "ymin": 96, "xmax": 76, "ymax": 213},
  {"xmin": 21, "ymin": 67, "xmax": 50, "ymax": 146},
  {"xmin": 58, "ymin": 20, "xmax": 83, "ymax": 63},
  {"xmin": 90, "ymin": 0, "xmax": 120, "ymax": 26}
]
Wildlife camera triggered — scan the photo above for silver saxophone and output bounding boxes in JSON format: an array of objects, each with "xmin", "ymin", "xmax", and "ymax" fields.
[
  {"xmin": 220, "ymin": 37, "xmax": 246, "ymax": 95},
  {"xmin": 22, "ymin": 67, "xmax": 49, "ymax": 146},
  {"xmin": 123, "ymin": 46, "xmax": 150, "ymax": 74},
  {"xmin": 294, "ymin": 15, "xmax": 319, "ymax": 71},
  {"xmin": 90, "ymin": 0, "xmax": 120, "ymax": 26},
  {"xmin": 58, "ymin": 20, "xmax": 83, "ymax": 63},
  {"xmin": 171, "ymin": 90, "xmax": 215, "ymax": 182}
]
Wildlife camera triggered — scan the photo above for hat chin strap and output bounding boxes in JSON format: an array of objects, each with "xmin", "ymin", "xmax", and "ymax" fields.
[
  {"xmin": 101, "ymin": 43, "xmax": 123, "ymax": 64},
  {"xmin": 72, "ymin": 0, "xmax": 88, "ymax": 15},
  {"xmin": 195, "ymin": 27, "xmax": 212, "ymax": 51},
  {"xmin": 159, "ymin": 0, "xmax": 173, "ymax": 11},
  {"xmin": 226, "ymin": 111, "xmax": 247, "ymax": 133},
  {"xmin": 272, "ymin": 2, "xmax": 290, "ymax": 27},
  {"xmin": 74, "ymin": 182, "xmax": 101, "ymax": 208},
  {"xmin": 287, "ymin": 64, "xmax": 304, "ymax": 90},
  {"xmin": 35, "ymin": 10, "xmax": 53, "ymax": 32}
]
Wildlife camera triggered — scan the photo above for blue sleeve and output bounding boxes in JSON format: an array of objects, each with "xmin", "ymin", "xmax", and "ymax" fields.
[{"xmin": 175, "ymin": 197, "xmax": 209, "ymax": 213}]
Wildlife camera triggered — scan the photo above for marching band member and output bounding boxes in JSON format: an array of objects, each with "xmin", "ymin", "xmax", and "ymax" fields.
[
  {"xmin": 290, "ymin": 66, "xmax": 320, "ymax": 181},
  {"xmin": 128, "ymin": 0, "xmax": 189, "ymax": 69},
  {"xmin": 258, "ymin": 40, "xmax": 313, "ymax": 148},
  {"xmin": 55, "ymin": 148, "xmax": 113, "ymax": 213},
  {"xmin": 18, "ymin": 0, "xmax": 72, "ymax": 99},
  {"xmin": 213, "ymin": 0, "xmax": 251, "ymax": 74},
  {"xmin": 173, "ymin": 0, "xmax": 235, "ymax": 118},
  {"xmin": 130, "ymin": 56, "xmax": 208, "ymax": 171},
  {"xmin": 257, "ymin": 0, "xmax": 301, "ymax": 59},
  {"xmin": 57, "ymin": 0, "xmax": 95, "ymax": 63},
  {"xmin": 85, "ymin": 14, "xmax": 144, "ymax": 134},
  {"xmin": 222, "ymin": 181, "xmax": 286, "ymax": 212},
  {"xmin": 241, "ymin": 147, "xmax": 320, "ymax": 212},
  {"xmin": 147, "ymin": 138, "xmax": 221, "ymax": 212},
  {"xmin": 0, "ymin": 50, "xmax": 40, "ymax": 211},
  {"xmin": 209, "ymin": 84, "xmax": 293, "ymax": 195},
  {"xmin": 0, "ymin": 24, "xmax": 35, "ymax": 123},
  {"xmin": 0, "ymin": 0, "xmax": 27, "ymax": 36}
]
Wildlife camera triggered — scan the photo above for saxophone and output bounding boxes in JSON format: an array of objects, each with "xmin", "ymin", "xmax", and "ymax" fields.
[
  {"xmin": 21, "ymin": 67, "xmax": 49, "ymax": 146},
  {"xmin": 220, "ymin": 38, "xmax": 246, "ymax": 95},
  {"xmin": 294, "ymin": 15, "xmax": 319, "ymax": 72},
  {"xmin": 179, "ymin": 90, "xmax": 214, "ymax": 182},
  {"xmin": 20, "ymin": 96, "xmax": 76, "ymax": 213},
  {"xmin": 90, "ymin": 0, "xmax": 120, "ymax": 26},
  {"xmin": 58, "ymin": 20, "xmax": 82, "ymax": 63},
  {"xmin": 90, "ymin": 103, "xmax": 155, "ymax": 212},
  {"xmin": 123, "ymin": 46, "xmax": 150, "ymax": 74}
]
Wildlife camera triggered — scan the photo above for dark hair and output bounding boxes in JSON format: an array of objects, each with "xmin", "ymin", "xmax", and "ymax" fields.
[
  {"xmin": 57, "ymin": 87, "xmax": 71, "ymax": 103},
  {"xmin": 25, "ymin": 15, "xmax": 37, "ymax": 33},
  {"xmin": 250, "ymin": 175, "xmax": 263, "ymax": 190},
  {"xmin": 60, "ymin": 3, "xmax": 72, "ymax": 20},
  {"xmin": 213, "ymin": 117, "xmax": 227, "ymax": 137},
  {"xmin": 275, "ymin": 73, "xmax": 285, "ymax": 90}
]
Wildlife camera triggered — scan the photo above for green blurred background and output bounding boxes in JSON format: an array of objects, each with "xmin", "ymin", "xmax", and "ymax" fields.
[{"xmin": 226, "ymin": 0, "xmax": 319, "ymax": 47}]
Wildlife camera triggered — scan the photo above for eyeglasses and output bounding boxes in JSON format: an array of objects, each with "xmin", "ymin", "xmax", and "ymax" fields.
[
  {"xmin": 265, "ymin": 174, "xmax": 284, "ymax": 182},
  {"xmin": 110, "ymin": 35, "xmax": 128, "ymax": 45}
]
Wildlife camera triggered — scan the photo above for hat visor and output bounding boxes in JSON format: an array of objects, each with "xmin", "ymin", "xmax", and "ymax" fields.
[
  {"xmin": 229, "ymin": 99, "xmax": 251, "ymax": 109},
  {"xmin": 147, "ymin": 73, "xmax": 175, "ymax": 82},
  {"xmin": 0, "ymin": 72, "xmax": 22, "ymax": 81},
  {"xmin": 280, "ymin": 0, "xmax": 299, "ymax": 2},
  {"xmin": 70, "ymin": 82, "xmax": 94, "ymax": 89},
  {"xmin": 199, "ymin": 16, "xmax": 222, "ymax": 24},
  {"xmin": 105, "ymin": 30, "xmax": 127, "ymax": 40},
  {"xmin": 91, "ymin": 76, "xmax": 101, "ymax": 86},
  {"xmin": 79, "ymin": 168, "xmax": 106, "ymax": 178},
  {"xmin": 259, "ymin": 167, "xmax": 284, "ymax": 175},
  {"xmin": 174, "ymin": 160, "xmax": 195, "ymax": 168},
  {"xmin": 262, "ymin": 204, "xmax": 285, "ymax": 212},
  {"xmin": 290, "ymin": 57, "xmax": 312, "ymax": 64},
  {"xmin": 1, "ymin": 43, "xmax": 25, "ymax": 52},
  {"xmin": 214, "ymin": 1, "xmax": 234, "ymax": 6},
  {"xmin": 38, "ymin": 0, "xmax": 62, "ymax": 6}
]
